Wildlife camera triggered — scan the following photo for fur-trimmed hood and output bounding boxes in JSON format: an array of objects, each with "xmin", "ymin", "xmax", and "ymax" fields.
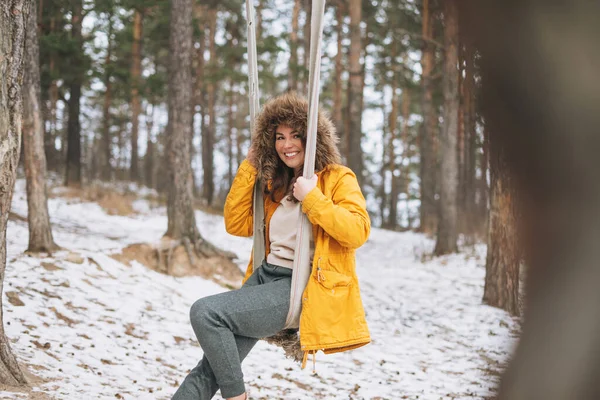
[{"xmin": 251, "ymin": 92, "xmax": 341, "ymax": 183}]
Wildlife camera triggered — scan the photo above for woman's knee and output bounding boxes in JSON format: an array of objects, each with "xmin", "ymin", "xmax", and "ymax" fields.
[{"xmin": 190, "ymin": 298, "xmax": 213, "ymax": 332}]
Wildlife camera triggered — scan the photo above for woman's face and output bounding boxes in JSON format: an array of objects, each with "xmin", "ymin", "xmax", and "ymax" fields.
[{"xmin": 275, "ymin": 124, "xmax": 305, "ymax": 175}]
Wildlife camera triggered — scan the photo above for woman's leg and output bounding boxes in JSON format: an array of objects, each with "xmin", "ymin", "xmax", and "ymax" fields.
[{"xmin": 172, "ymin": 265, "xmax": 291, "ymax": 399}]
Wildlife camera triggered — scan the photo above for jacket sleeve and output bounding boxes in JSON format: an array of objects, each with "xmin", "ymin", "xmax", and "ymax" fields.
[
  {"xmin": 223, "ymin": 159, "xmax": 257, "ymax": 237},
  {"xmin": 301, "ymin": 169, "xmax": 370, "ymax": 249}
]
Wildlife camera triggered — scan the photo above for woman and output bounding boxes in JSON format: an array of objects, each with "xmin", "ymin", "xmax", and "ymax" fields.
[{"xmin": 173, "ymin": 92, "xmax": 370, "ymax": 400}]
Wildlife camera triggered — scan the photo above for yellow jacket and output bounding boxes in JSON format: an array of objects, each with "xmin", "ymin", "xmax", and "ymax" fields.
[{"xmin": 224, "ymin": 159, "xmax": 371, "ymax": 356}]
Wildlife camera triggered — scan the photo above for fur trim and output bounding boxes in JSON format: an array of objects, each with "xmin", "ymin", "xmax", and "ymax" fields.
[
  {"xmin": 263, "ymin": 329, "xmax": 304, "ymax": 363},
  {"xmin": 251, "ymin": 91, "xmax": 341, "ymax": 185}
]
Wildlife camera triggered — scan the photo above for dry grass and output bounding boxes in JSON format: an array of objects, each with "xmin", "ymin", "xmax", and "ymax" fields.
[{"xmin": 51, "ymin": 185, "xmax": 137, "ymax": 216}]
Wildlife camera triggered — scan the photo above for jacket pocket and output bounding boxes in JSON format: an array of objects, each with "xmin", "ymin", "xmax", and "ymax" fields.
[{"xmin": 316, "ymin": 268, "xmax": 352, "ymax": 291}]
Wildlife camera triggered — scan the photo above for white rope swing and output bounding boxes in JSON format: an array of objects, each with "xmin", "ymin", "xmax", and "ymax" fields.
[{"xmin": 245, "ymin": 0, "xmax": 327, "ymax": 329}]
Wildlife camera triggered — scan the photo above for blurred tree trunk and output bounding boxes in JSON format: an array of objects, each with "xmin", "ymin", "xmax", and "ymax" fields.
[
  {"xmin": 463, "ymin": 2, "xmax": 600, "ymax": 398},
  {"xmin": 236, "ymin": 99, "xmax": 246, "ymax": 169},
  {"xmin": 386, "ymin": 61, "xmax": 399, "ymax": 229},
  {"xmin": 46, "ymin": 12, "xmax": 59, "ymax": 171},
  {"xmin": 419, "ymin": 0, "xmax": 438, "ymax": 235},
  {"xmin": 288, "ymin": 0, "xmax": 300, "ymax": 92},
  {"xmin": 227, "ymin": 80, "xmax": 235, "ymax": 187},
  {"xmin": 480, "ymin": 122, "xmax": 489, "ymax": 225},
  {"xmin": 464, "ymin": 42, "xmax": 478, "ymax": 234},
  {"xmin": 347, "ymin": 0, "xmax": 364, "ymax": 187},
  {"xmin": 23, "ymin": 0, "xmax": 59, "ymax": 253},
  {"xmin": 202, "ymin": 7, "xmax": 217, "ymax": 206},
  {"xmin": 0, "ymin": 0, "xmax": 30, "ymax": 385},
  {"xmin": 434, "ymin": 0, "xmax": 459, "ymax": 255},
  {"xmin": 378, "ymin": 101, "xmax": 388, "ymax": 225},
  {"xmin": 130, "ymin": 8, "xmax": 143, "ymax": 182},
  {"xmin": 457, "ymin": 47, "xmax": 466, "ymax": 231},
  {"xmin": 144, "ymin": 104, "xmax": 155, "ymax": 189},
  {"xmin": 101, "ymin": 10, "xmax": 114, "ymax": 181},
  {"xmin": 483, "ymin": 127, "xmax": 520, "ymax": 315},
  {"xmin": 193, "ymin": 4, "xmax": 207, "ymax": 198},
  {"xmin": 301, "ymin": 0, "xmax": 312, "ymax": 95},
  {"xmin": 255, "ymin": 0, "xmax": 263, "ymax": 41},
  {"xmin": 400, "ymin": 89, "xmax": 411, "ymax": 228},
  {"xmin": 65, "ymin": 0, "xmax": 83, "ymax": 187},
  {"xmin": 333, "ymin": 0, "xmax": 344, "ymax": 160}
]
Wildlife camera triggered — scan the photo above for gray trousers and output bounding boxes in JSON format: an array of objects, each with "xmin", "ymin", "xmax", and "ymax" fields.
[{"xmin": 172, "ymin": 262, "xmax": 292, "ymax": 399}]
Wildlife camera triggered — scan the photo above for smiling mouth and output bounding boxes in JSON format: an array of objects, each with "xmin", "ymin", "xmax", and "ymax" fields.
[{"xmin": 284, "ymin": 152, "xmax": 299, "ymax": 158}]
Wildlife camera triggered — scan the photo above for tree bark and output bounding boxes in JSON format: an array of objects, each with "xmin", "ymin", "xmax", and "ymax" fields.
[
  {"xmin": 0, "ymin": 0, "xmax": 30, "ymax": 385},
  {"xmin": 301, "ymin": 0, "xmax": 312, "ymax": 95},
  {"xmin": 227, "ymin": 80, "xmax": 235, "ymax": 187},
  {"xmin": 434, "ymin": 0, "xmax": 459, "ymax": 255},
  {"xmin": 347, "ymin": 0, "xmax": 364, "ymax": 187},
  {"xmin": 193, "ymin": 4, "xmax": 207, "ymax": 197},
  {"xmin": 464, "ymin": 42, "xmax": 478, "ymax": 233},
  {"xmin": 419, "ymin": 0, "xmax": 438, "ymax": 235},
  {"xmin": 144, "ymin": 104, "xmax": 155, "ymax": 189},
  {"xmin": 65, "ymin": 0, "xmax": 83, "ymax": 187},
  {"xmin": 288, "ymin": 0, "xmax": 301, "ymax": 92},
  {"xmin": 100, "ymin": 10, "xmax": 114, "ymax": 181},
  {"xmin": 202, "ymin": 7, "xmax": 217, "ymax": 206},
  {"xmin": 44, "ymin": 11, "xmax": 58, "ymax": 171},
  {"xmin": 130, "ymin": 9, "xmax": 143, "ymax": 182},
  {"xmin": 167, "ymin": 0, "xmax": 200, "ymax": 240},
  {"xmin": 400, "ymin": 88, "xmax": 411, "ymax": 228},
  {"xmin": 483, "ymin": 127, "xmax": 520, "ymax": 315},
  {"xmin": 333, "ymin": 0, "xmax": 344, "ymax": 161},
  {"xmin": 387, "ymin": 68, "xmax": 399, "ymax": 229},
  {"xmin": 378, "ymin": 101, "xmax": 388, "ymax": 225},
  {"xmin": 23, "ymin": 0, "xmax": 59, "ymax": 253}
]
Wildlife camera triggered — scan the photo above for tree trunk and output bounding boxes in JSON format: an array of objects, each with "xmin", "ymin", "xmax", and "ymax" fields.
[
  {"xmin": 387, "ymin": 69, "xmax": 399, "ymax": 229},
  {"xmin": 227, "ymin": 80, "xmax": 235, "ymax": 187},
  {"xmin": 144, "ymin": 104, "xmax": 155, "ymax": 189},
  {"xmin": 100, "ymin": 11, "xmax": 114, "ymax": 181},
  {"xmin": 480, "ymin": 120, "xmax": 489, "ymax": 225},
  {"xmin": 130, "ymin": 9, "xmax": 143, "ymax": 182},
  {"xmin": 202, "ymin": 7, "xmax": 217, "ymax": 206},
  {"xmin": 462, "ymin": 1, "xmax": 600, "ymax": 397},
  {"xmin": 0, "ymin": 0, "xmax": 30, "ymax": 385},
  {"xmin": 419, "ymin": 0, "xmax": 438, "ymax": 235},
  {"xmin": 400, "ymin": 88, "xmax": 411, "ymax": 228},
  {"xmin": 167, "ymin": 0, "xmax": 200, "ymax": 240},
  {"xmin": 378, "ymin": 102, "xmax": 388, "ymax": 225},
  {"xmin": 255, "ymin": 0, "xmax": 263, "ymax": 41},
  {"xmin": 301, "ymin": 0, "xmax": 312, "ymax": 95},
  {"xmin": 347, "ymin": 0, "xmax": 364, "ymax": 187},
  {"xmin": 166, "ymin": 0, "xmax": 237, "ymax": 274},
  {"xmin": 65, "ymin": 0, "xmax": 83, "ymax": 187},
  {"xmin": 23, "ymin": 0, "xmax": 59, "ymax": 253},
  {"xmin": 288, "ymin": 0, "xmax": 301, "ymax": 92},
  {"xmin": 457, "ymin": 46, "xmax": 466, "ymax": 232},
  {"xmin": 193, "ymin": 4, "xmax": 207, "ymax": 197},
  {"xmin": 483, "ymin": 128, "xmax": 520, "ymax": 315},
  {"xmin": 45, "ymin": 13, "xmax": 58, "ymax": 171},
  {"xmin": 464, "ymin": 42, "xmax": 478, "ymax": 233},
  {"xmin": 333, "ymin": 0, "xmax": 344, "ymax": 161},
  {"xmin": 434, "ymin": 0, "xmax": 459, "ymax": 255},
  {"xmin": 236, "ymin": 99, "xmax": 246, "ymax": 169}
]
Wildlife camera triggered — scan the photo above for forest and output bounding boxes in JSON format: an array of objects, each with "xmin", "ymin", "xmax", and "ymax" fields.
[{"xmin": 1, "ymin": 0, "xmax": 599, "ymax": 399}]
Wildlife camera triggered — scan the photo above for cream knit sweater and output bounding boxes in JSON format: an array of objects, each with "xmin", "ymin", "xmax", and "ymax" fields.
[{"xmin": 266, "ymin": 196, "xmax": 314, "ymax": 269}]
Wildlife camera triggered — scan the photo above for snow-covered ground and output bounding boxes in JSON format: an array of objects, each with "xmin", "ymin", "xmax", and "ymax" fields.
[{"xmin": 2, "ymin": 180, "xmax": 519, "ymax": 399}]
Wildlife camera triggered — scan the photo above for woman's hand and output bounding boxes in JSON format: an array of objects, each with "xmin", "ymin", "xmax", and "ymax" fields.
[{"xmin": 293, "ymin": 175, "xmax": 318, "ymax": 201}]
